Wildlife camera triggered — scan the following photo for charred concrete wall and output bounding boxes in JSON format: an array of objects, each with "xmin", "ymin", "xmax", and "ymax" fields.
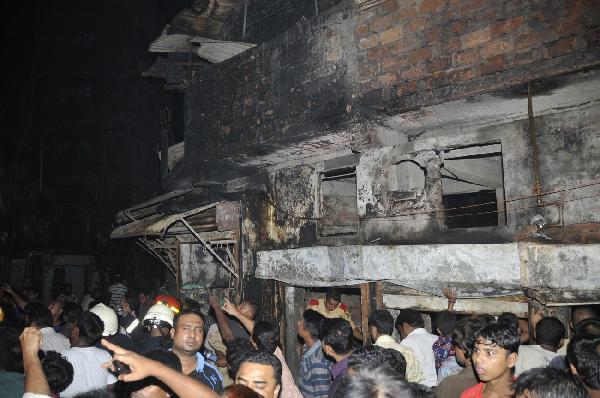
[{"xmin": 183, "ymin": 0, "xmax": 599, "ymax": 163}]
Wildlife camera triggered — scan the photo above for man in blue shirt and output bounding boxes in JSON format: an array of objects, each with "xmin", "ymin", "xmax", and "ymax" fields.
[
  {"xmin": 170, "ymin": 309, "xmax": 223, "ymax": 393},
  {"xmin": 298, "ymin": 309, "xmax": 332, "ymax": 398}
]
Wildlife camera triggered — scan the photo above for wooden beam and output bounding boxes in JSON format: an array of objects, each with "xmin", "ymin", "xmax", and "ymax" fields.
[{"xmin": 360, "ymin": 283, "xmax": 370, "ymax": 345}]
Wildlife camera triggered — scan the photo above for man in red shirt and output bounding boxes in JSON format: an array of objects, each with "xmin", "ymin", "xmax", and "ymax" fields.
[{"xmin": 460, "ymin": 322, "xmax": 519, "ymax": 398}]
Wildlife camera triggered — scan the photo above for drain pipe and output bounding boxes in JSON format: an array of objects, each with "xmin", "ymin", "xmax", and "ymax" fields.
[{"xmin": 527, "ymin": 83, "xmax": 543, "ymax": 204}]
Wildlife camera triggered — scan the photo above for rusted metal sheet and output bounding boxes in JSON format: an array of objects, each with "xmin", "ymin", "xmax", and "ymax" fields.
[{"xmin": 216, "ymin": 202, "xmax": 240, "ymax": 231}]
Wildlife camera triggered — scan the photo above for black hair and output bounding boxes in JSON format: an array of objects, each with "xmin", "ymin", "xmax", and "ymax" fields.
[
  {"xmin": 475, "ymin": 322, "xmax": 520, "ymax": 354},
  {"xmin": 222, "ymin": 384, "xmax": 262, "ymax": 398},
  {"xmin": 334, "ymin": 366, "xmax": 416, "ymax": 398},
  {"xmin": 29, "ymin": 307, "xmax": 54, "ymax": 328},
  {"xmin": 87, "ymin": 300, "xmax": 102, "ymax": 310},
  {"xmin": 240, "ymin": 298, "xmax": 259, "ymax": 320},
  {"xmin": 226, "ymin": 338, "xmax": 257, "ymax": 379},
  {"xmin": 173, "ymin": 308, "xmax": 206, "ymax": 330},
  {"xmin": 405, "ymin": 382, "xmax": 435, "ymax": 398},
  {"xmin": 512, "ymin": 367, "xmax": 589, "ymax": 398},
  {"xmin": 74, "ymin": 389, "xmax": 116, "ymax": 398},
  {"xmin": 39, "ymin": 350, "xmax": 74, "ymax": 394},
  {"xmin": 571, "ymin": 305, "xmax": 599, "ymax": 328},
  {"xmin": 322, "ymin": 318, "xmax": 354, "ymax": 356},
  {"xmin": 77, "ymin": 311, "xmax": 105, "ymax": 346},
  {"xmin": 395, "ymin": 309, "xmax": 424, "ymax": 329},
  {"xmin": 435, "ymin": 311, "xmax": 457, "ymax": 337},
  {"xmin": 535, "ymin": 317, "xmax": 565, "ymax": 347},
  {"xmin": 497, "ymin": 312, "xmax": 519, "ymax": 331},
  {"xmin": 63, "ymin": 283, "xmax": 72, "ymax": 290},
  {"xmin": 302, "ymin": 309, "xmax": 325, "ymax": 339},
  {"xmin": 574, "ymin": 318, "xmax": 600, "ymax": 336},
  {"xmin": 240, "ymin": 350, "xmax": 282, "ymax": 387},
  {"xmin": 452, "ymin": 318, "xmax": 487, "ymax": 359},
  {"xmin": 131, "ymin": 349, "xmax": 182, "ymax": 395},
  {"xmin": 63, "ymin": 302, "xmax": 83, "ymax": 323},
  {"xmin": 123, "ymin": 290, "xmax": 140, "ymax": 313},
  {"xmin": 567, "ymin": 334, "xmax": 600, "ymax": 390},
  {"xmin": 476, "ymin": 313, "xmax": 496, "ymax": 324},
  {"xmin": 0, "ymin": 326, "xmax": 23, "ymax": 372},
  {"xmin": 368, "ymin": 309, "xmax": 394, "ymax": 336},
  {"xmin": 252, "ymin": 321, "xmax": 280, "ymax": 354},
  {"xmin": 348, "ymin": 346, "xmax": 406, "ymax": 379},
  {"xmin": 326, "ymin": 288, "xmax": 341, "ymax": 302},
  {"xmin": 24, "ymin": 302, "xmax": 46, "ymax": 316},
  {"xmin": 182, "ymin": 297, "xmax": 202, "ymax": 312}
]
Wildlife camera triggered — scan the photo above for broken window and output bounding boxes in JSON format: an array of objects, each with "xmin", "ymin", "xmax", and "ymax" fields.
[
  {"xmin": 319, "ymin": 167, "xmax": 358, "ymax": 236},
  {"xmin": 441, "ymin": 143, "xmax": 506, "ymax": 229}
]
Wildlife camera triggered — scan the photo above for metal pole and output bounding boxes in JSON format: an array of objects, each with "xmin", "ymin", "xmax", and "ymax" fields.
[{"xmin": 242, "ymin": 0, "xmax": 248, "ymax": 40}]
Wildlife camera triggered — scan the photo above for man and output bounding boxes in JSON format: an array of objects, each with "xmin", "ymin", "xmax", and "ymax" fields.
[
  {"xmin": 396, "ymin": 309, "xmax": 438, "ymax": 387},
  {"xmin": 61, "ymin": 311, "xmax": 117, "ymax": 397},
  {"xmin": 567, "ymin": 334, "xmax": 600, "ymax": 398},
  {"xmin": 48, "ymin": 300, "xmax": 66, "ymax": 333},
  {"xmin": 369, "ymin": 309, "xmax": 424, "ymax": 384},
  {"xmin": 333, "ymin": 366, "xmax": 421, "ymax": 398},
  {"xmin": 60, "ymin": 302, "xmax": 83, "ymax": 340},
  {"xmin": 322, "ymin": 318, "xmax": 354, "ymax": 398},
  {"xmin": 236, "ymin": 350, "xmax": 282, "ymax": 398},
  {"xmin": 437, "ymin": 318, "xmax": 487, "ymax": 398},
  {"xmin": 81, "ymin": 287, "xmax": 104, "ymax": 311},
  {"xmin": 57, "ymin": 283, "xmax": 79, "ymax": 304},
  {"xmin": 460, "ymin": 323, "xmax": 519, "ymax": 398},
  {"xmin": 515, "ymin": 316, "xmax": 565, "ymax": 375},
  {"xmin": 308, "ymin": 288, "xmax": 362, "ymax": 340},
  {"xmin": 347, "ymin": 345, "xmax": 407, "ymax": 378},
  {"xmin": 170, "ymin": 308, "xmax": 223, "ymax": 393},
  {"xmin": 298, "ymin": 309, "xmax": 332, "ymax": 398},
  {"xmin": 108, "ymin": 274, "xmax": 128, "ymax": 310},
  {"xmin": 0, "ymin": 326, "xmax": 24, "ymax": 397},
  {"xmin": 138, "ymin": 303, "xmax": 175, "ymax": 353},
  {"xmin": 90, "ymin": 303, "xmax": 138, "ymax": 352},
  {"xmin": 28, "ymin": 306, "xmax": 70, "ymax": 353},
  {"xmin": 513, "ymin": 367, "xmax": 588, "ymax": 398}
]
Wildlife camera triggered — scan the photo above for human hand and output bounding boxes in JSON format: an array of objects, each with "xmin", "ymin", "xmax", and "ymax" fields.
[
  {"xmin": 221, "ymin": 298, "xmax": 239, "ymax": 316},
  {"xmin": 20, "ymin": 327, "xmax": 43, "ymax": 357},
  {"xmin": 101, "ymin": 339, "xmax": 154, "ymax": 382},
  {"xmin": 443, "ymin": 287, "xmax": 457, "ymax": 303},
  {"xmin": 208, "ymin": 295, "xmax": 221, "ymax": 310}
]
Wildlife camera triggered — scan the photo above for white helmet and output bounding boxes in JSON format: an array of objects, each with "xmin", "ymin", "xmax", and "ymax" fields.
[
  {"xmin": 90, "ymin": 303, "xmax": 118, "ymax": 336},
  {"xmin": 143, "ymin": 303, "xmax": 174, "ymax": 329}
]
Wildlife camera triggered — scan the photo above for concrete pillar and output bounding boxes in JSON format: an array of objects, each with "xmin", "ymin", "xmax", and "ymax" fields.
[{"xmin": 283, "ymin": 285, "xmax": 306, "ymax": 383}]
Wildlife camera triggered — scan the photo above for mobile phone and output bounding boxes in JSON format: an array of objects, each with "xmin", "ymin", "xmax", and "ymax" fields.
[{"xmin": 110, "ymin": 360, "xmax": 131, "ymax": 376}]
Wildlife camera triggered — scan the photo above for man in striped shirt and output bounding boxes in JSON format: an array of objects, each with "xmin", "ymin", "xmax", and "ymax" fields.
[{"xmin": 298, "ymin": 309, "xmax": 332, "ymax": 398}]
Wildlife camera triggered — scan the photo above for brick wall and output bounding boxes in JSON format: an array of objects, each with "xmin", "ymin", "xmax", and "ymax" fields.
[{"xmin": 185, "ymin": 0, "xmax": 599, "ymax": 162}]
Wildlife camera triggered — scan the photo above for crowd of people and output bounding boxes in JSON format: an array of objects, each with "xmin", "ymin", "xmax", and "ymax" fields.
[{"xmin": 1, "ymin": 280, "xmax": 599, "ymax": 398}]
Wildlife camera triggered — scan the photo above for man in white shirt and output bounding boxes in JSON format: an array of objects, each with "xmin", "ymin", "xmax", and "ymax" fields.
[
  {"xmin": 515, "ymin": 316, "xmax": 565, "ymax": 375},
  {"xmin": 28, "ymin": 306, "xmax": 70, "ymax": 353},
  {"xmin": 395, "ymin": 309, "xmax": 438, "ymax": 387},
  {"xmin": 61, "ymin": 311, "xmax": 117, "ymax": 397}
]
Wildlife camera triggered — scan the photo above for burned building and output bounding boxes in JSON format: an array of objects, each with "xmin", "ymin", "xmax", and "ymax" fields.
[{"xmin": 110, "ymin": 0, "xmax": 600, "ymax": 375}]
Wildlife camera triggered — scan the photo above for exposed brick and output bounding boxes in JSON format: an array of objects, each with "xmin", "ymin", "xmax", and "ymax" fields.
[
  {"xmin": 407, "ymin": 46, "xmax": 433, "ymax": 64},
  {"xmin": 431, "ymin": 56, "xmax": 450, "ymax": 72},
  {"xmin": 388, "ymin": 39, "xmax": 410, "ymax": 54},
  {"xmin": 450, "ymin": 21, "xmax": 468, "ymax": 34},
  {"xmin": 382, "ymin": 55, "xmax": 407, "ymax": 71},
  {"xmin": 359, "ymin": 35, "xmax": 379, "ymax": 50},
  {"xmin": 380, "ymin": 26, "xmax": 404, "ymax": 45},
  {"xmin": 431, "ymin": 66, "xmax": 475, "ymax": 88},
  {"xmin": 377, "ymin": 72, "xmax": 398, "ymax": 86},
  {"xmin": 481, "ymin": 39, "xmax": 514, "ymax": 59},
  {"xmin": 553, "ymin": 17, "xmax": 585, "ymax": 37},
  {"xmin": 397, "ymin": 6, "xmax": 418, "ymax": 19},
  {"xmin": 380, "ymin": 0, "xmax": 399, "ymax": 13},
  {"xmin": 405, "ymin": 17, "xmax": 427, "ymax": 33},
  {"xmin": 479, "ymin": 54, "xmax": 508, "ymax": 75},
  {"xmin": 420, "ymin": 0, "xmax": 446, "ymax": 14},
  {"xmin": 515, "ymin": 32, "xmax": 539, "ymax": 51},
  {"xmin": 367, "ymin": 46, "xmax": 391, "ymax": 61},
  {"xmin": 426, "ymin": 28, "xmax": 442, "ymax": 44},
  {"xmin": 401, "ymin": 65, "xmax": 426, "ymax": 80},
  {"xmin": 544, "ymin": 36, "xmax": 579, "ymax": 59},
  {"xmin": 369, "ymin": 13, "xmax": 397, "ymax": 32},
  {"xmin": 459, "ymin": 0, "xmax": 486, "ymax": 13},
  {"xmin": 446, "ymin": 37, "xmax": 462, "ymax": 51},
  {"xmin": 492, "ymin": 16, "xmax": 525, "ymax": 36},
  {"xmin": 396, "ymin": 80, "xmax": 418, "ymax": 97},
  {"xmin": 452, "ymin": 48, "xmax": 478, "ymax": 66},
  {"xmin": 356, "ymin": 24, "xmax": 369, "ymax": 39},
  {"xmin": 461, "ymin": 27, "xmax": 491, "ymax": 49}
]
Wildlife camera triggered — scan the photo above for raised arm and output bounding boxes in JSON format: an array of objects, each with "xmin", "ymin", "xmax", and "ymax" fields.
[
  {"xmin": 443, "ymin": 287, "xmax": 457, "ymax": 311},
  {"xmin": 3, "ymin": 286, "xmax": 28, "ymax": 311},
  {"xmin": 21, "ymin": 327, "xmax": 51, "ymax": 396},
  {"xmin": 222, "ymin": 298, "xmax": 255, "ymax": 334},
  {"xmin": 101, "ymin": 339, "xmax": 220, "ymax": 398},
  {"xmin": 208, "ymin": 295, "xmax": 235, "ymax": 343}
]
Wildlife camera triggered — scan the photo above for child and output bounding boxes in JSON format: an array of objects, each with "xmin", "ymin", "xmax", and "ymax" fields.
[{"xmin": 460, "ymin": 322, "xmax": 519, "ymax": 398}]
